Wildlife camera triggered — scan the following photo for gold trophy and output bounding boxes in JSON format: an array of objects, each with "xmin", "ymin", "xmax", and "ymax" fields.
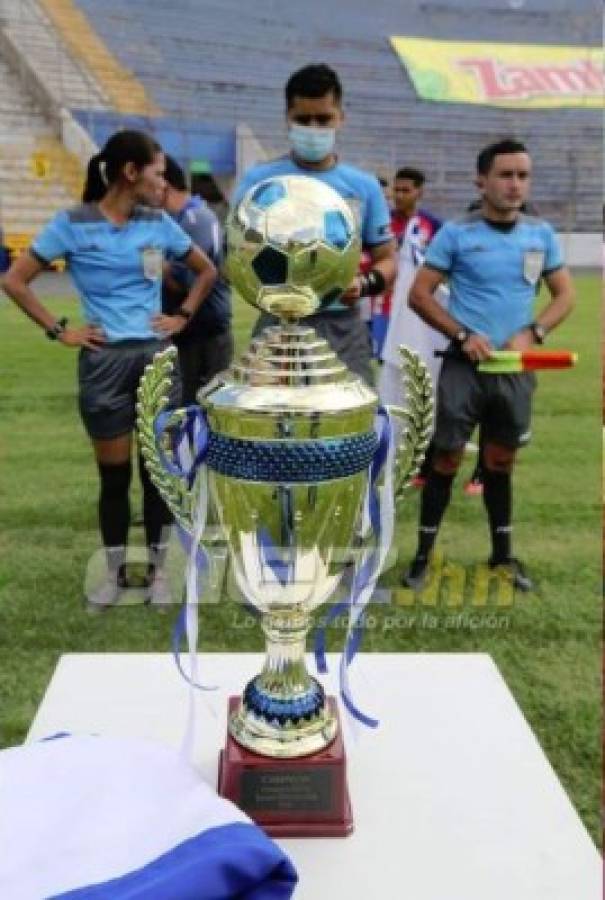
[{"xmin": 138, "ymin": 176, "xmax": 432, "ymax": 835}]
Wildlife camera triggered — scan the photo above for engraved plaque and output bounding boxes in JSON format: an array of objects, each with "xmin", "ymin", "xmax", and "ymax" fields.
[{"xmin": 241, "ymin": 767, "xmax": 333, "ymax": 813}]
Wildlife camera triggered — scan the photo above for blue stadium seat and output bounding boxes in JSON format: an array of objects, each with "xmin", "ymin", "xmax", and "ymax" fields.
[{"xmin": 72, "ymin": 0, "xmax": 601, "ymax": 228}]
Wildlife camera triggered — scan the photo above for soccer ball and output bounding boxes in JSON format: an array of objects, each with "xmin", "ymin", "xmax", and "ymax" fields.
[{"xmin": 226, "ymin": 175, "xmax": 361, "ymax": 319}]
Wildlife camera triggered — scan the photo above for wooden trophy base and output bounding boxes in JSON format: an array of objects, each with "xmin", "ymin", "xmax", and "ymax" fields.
[{"xmin": 218, "ymin": 696, "xmax": 353, "ymax": 837}]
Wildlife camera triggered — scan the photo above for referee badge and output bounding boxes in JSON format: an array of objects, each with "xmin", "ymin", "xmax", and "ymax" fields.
[
  {"xmin": 523, "ymin": 249, "xmax": 544, "ymax": 285},
  {"xmin": 141, "ymin": 246, "xmax": 163, "ymax": 281}
]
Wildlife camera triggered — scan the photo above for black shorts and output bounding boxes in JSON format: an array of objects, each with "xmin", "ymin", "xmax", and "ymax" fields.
[
  {"xmin": 433, "ymin": 356, "xmax": 536, "ymax": 451},
  {"xmin": 176, "ymin": 329, "xmax": 234, "ymax": 405},
  {"xmin": 253, "ymin": 308, "xmax": 373, "ymax": 385},
  {"xmin": 78, "ymin": 339, "xmax": 182, "ymax": 440}
]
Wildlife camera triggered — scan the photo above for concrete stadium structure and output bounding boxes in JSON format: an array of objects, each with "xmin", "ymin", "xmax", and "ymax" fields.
[{"xmin": 0, "ymin": 0, "xmax": 601, "ymax": 259}]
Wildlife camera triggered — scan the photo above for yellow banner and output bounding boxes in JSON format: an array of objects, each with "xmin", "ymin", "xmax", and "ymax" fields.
[{"xmin": 390, "ymin": 37, "xmax": 604, "ymax": 108}]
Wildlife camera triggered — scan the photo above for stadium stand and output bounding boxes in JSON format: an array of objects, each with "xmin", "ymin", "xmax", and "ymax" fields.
[
  {"xmin": 2, "ymin": 0, "xmax": 107, "ymax": 111},
  {"xmin": 0, "ymin": 48, "xmax": 82, "ymax": 258},
  {"xmin": 72, "ymin": 0, "xmax": 604, "ymax": 230},
  {"xmin": 0, "ymin": 0, "xmax": 601, "ymax": 233},
  {"xmin": 35, "ymin": 0, "xmax": 159, "ymax": 115}
]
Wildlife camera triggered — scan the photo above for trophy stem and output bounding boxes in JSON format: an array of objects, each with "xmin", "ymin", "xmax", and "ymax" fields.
[
  {"xmin": 257, "ymin": 608, "xmax": 312, "ymax": 695},
  {"xmin": 228, "ymin": 608, "xmax": 338, "ymax": 758}
]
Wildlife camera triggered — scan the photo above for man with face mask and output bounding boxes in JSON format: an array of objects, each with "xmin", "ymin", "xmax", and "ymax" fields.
[{"xmin": 231, "ymin": 64, "xmax": 397, "ymax": 385}]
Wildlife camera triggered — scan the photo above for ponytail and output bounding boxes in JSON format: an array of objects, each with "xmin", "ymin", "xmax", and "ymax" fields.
[{"xmin": 82, "ymin": 152, "xmax": 108, "ymax": 203}]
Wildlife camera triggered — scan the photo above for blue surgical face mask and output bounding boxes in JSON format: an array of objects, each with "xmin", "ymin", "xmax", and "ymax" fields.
[{"xmin": 288, "ymin": 124, "xmax": 336, "ymax": 163}]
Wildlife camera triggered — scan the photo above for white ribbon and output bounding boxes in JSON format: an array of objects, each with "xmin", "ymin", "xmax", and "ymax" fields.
[{"xmin": 179, "ymin": 466, "xmax": 212, "ymax": 763}]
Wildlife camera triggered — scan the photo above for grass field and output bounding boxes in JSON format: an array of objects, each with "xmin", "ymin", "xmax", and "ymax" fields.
[{"xmin": 0, "ymin": 273, "xmax": 601, "ymax": 845}]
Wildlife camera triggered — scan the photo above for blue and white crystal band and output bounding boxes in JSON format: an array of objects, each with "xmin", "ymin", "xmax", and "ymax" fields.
[
  {"xmin": 206, "ymin": 432, "xmax": 378, "ymax": 482},
  {"xmin": 243, "ymin": 679, "xmax": 325, "ymax": 725}
]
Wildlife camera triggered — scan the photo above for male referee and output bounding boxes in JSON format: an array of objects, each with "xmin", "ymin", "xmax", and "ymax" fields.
[
  {"xmin": 403, "ymin": 139, "xmax": 575, "ymax": 591},
  {"xmin": 232, "ymin": 63, "xmax": 397, "ymax": 385}
]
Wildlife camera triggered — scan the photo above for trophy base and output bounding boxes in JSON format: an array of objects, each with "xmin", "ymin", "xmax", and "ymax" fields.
[{"xmin": 218, "ymin": 697, "xmax": 354, "ymax": 837}]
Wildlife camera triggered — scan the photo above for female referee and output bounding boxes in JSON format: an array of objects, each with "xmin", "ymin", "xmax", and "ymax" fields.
[{"xmin": 1, "ymin": 130, "xmax": 217, "ymax": 608}]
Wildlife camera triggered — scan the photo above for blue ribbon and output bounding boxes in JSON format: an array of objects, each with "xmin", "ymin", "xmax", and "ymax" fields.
[
  {"xmin": 154, "ymin": 407, "xmax": 209, "ymax": 490},
  {"xmin": 257, "ymin": 526, "xmax": 295, "ymax": 588},
  {"xmin": 152, "ymin": 406, "xmax": 213, "ymax": 689},
  {"xmin": 313, "ymin": 406, "xmax": 393, "ymax": 728}
]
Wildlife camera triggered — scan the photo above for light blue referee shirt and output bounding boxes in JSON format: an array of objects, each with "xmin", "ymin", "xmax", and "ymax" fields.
[
  {"xmin": 424, "ymin": 212, "xmax": 564, "ymax": 348},
  {"xmin": 31, "ymin": 204, "xmax": 192, "ymax": 342},
  {"xmin": 232, "ymin": 156, "xmax": 392, "ymax": 311}
]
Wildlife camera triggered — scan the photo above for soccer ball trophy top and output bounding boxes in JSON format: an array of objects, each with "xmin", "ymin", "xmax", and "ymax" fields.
[
  {"xmin": 137, "ymin": 176, "xmax": 432, "ymax": 836},
  {"xmin": 226, "ymin": 175, "xmax": 361, "ymax": 319}
]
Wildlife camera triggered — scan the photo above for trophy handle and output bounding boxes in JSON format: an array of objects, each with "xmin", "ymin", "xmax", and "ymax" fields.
[
  {"xmin": 386, "ymin": 346, "xmax": 433, "ymax": 495},
  {"xmin": 136, "ymin": 346, "xmax": 196, "ymax": 533}
]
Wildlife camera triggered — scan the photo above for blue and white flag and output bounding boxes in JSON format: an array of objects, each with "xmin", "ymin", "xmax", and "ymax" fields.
[{"xmin": 0, "ymin": 734, "xmax": 298, "ymax": 900}]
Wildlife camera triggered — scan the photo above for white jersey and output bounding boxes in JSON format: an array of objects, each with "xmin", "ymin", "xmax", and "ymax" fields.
[{"xmin": 379, "ymin": 214, "xmax": 448, "ymax": 409}]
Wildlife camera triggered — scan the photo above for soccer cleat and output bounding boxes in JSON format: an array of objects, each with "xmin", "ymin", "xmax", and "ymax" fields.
[
  {"xmin": 488, "ymin": 557, "xmax": 534, "ymax": 592},
  {"xmin": 463, "ymin": 477, "xmax": 484, "ymax": 497},
  {"xmin": 401, "ymin": 555, "xmax": 430, "ymax": 591},
  {"xmin": 85, "ymin": 575, "xmax": 122, "ymax": 611},
  {"xmin": 146, "ymin": 569, "xmax": 173, "ymax": 607}
]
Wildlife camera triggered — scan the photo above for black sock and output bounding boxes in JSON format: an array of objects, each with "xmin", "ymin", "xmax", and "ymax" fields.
[
  {"xmin": 418, "ymin": 439, "xmax": 434, "ymax": 479},
  {"xmin": 482, "ymin": 469, "xmax": 512, "ymax": 563},
  {"xmin": 470, "ymin": 428, "xmax": 486, "ymax": 482},
  {"xmin": 138, "ymin": 454, "xmax": 173, "ymax": 570},
  {"xmin": 98, "ymin": 460, "xmax": 132, "ymax": 548},
  {"xmin": 415, "ymin": 470, "xmax": 455, "ymax": 560},
  {"xmin": 469, "ymin": 459, "xmax": 484, "ymax": 483}
]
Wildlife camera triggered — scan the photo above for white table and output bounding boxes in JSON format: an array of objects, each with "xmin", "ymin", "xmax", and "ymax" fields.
[{"xmin": 28, "ymin": 653, "xmax": 600, "ymax": 900}]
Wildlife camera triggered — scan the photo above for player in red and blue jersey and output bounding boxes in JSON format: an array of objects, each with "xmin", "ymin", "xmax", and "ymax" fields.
[{"xmin": 368, "ymin": 168, "xmax": 441, "ymax": 359}]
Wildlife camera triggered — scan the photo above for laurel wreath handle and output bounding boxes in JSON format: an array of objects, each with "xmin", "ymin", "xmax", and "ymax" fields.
[
  {"xmin": 136, "ymin": 346, "xmax": 195, "ymax": 532},
  {"xmin": 387, "ymin": 345, "xmax": 434, "ymax": 495}
]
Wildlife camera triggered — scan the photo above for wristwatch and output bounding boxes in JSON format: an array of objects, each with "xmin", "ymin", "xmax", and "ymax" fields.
[
  {"xmin": 359, "ymin": 269, "xmax": 387, "ymax": 297},
  {"xmin": 453, "ymin": 327, "xmax": 470, "ymax": 346},
  {"xmin": 45, "ymin": 317, "xmax": 68, "ymax": 340},
  {"xmin": 529, "ymin": 321, "xmax": 546, "ymax": 344}
]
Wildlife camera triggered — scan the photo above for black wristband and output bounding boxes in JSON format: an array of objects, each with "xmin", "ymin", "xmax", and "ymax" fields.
[
  {"xmin": 45, "ymin": 317, "xmax": 68, "ymax": 340},
  {"xmin": 361, "ymin": 269, "xmax": 387, "ymax": 297},
  {"xmin": 176, "ymin": 307, "xmax": 193, "ymax": 321}
]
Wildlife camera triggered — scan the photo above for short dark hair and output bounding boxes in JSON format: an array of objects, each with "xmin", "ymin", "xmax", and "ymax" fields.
[
  {"xmin": 164, "ymin": 155, "xmax": 187, "ymax": 191},
  {"xmin": 285, "ymin": 64, "xmax": 342, "ymax": 108},
  {"xmin": 476, "ymin": 139, "xmax": 528, "ymax": 175},
  {"xmin": 395, "ymin": 167, "xmax": 425, "ymax": 187}
]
